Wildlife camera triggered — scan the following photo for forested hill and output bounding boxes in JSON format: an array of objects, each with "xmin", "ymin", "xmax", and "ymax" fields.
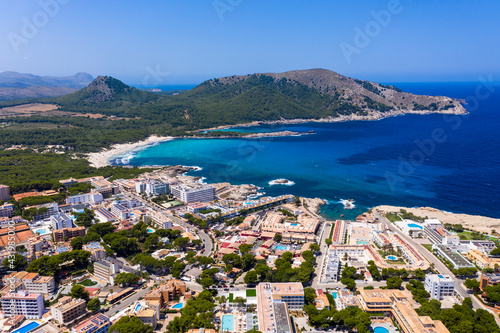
[{"xmin": 0, "ymin": 69, "xmax": 466, "ymax": 152}]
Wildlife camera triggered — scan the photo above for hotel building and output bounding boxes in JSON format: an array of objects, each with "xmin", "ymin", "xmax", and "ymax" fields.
[
  {"xmin": 0, "ymin": 185, "xmax": 10, "ymax": 201},
  {"xmin": 0, "ymin": 203, "xmax": 14, "ymax": 218},
  {"xmin": 256, "ymin": 283, "xmax": 301, "ymax": 333},
  {"xmin": 3, "ymin": 271, "xmax": 55, "ymax": 294},
  {"xmin": 465, "ymin": 249, "xmax": 500, "ymax": 270},
  {"xmin": 72, "ymin": 314, "xmax": 111, "ymax": 333},
  {"xmin": 170, "ymin": 184, "xmax": 215, "ymax": 203},
  {"xmin": 66, "ymin": 191, "xmax": 103, "ymax": 205},
  {"xmin": 51, "ymin": 296, "xmax": 87, "ymax": 326},
  {"xmin": 94, "ymin": 259, "xmax": 121, "ymax": 285},
  {"xmin": 1, "ymin": 290, "xmax": 44, "ymax": 319},
  {"xmin": 424, "ymin": 274, "xmax": 455, "ymax": 300},
  {"xmin": 331, "ymin": 220, "xmax": 346, "ymax": 244},
  {"xmin": 53, "ymin": 226, "xmax": 86, "ymax": 242},
  {"xmin": 51, "ymin": 213, "xmax": 74, "ymax": 230}
]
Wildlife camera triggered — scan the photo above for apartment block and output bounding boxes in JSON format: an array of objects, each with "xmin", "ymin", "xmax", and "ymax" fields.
[
  {"xmin": 424, "ymin": 274, "xmax": 455, "ymax": 300},
  {"xmin": 1, "ymin": 290, "xmax": 44, "ymax": 319},
  {"xmin": 3, "ymin": 271, "xmax": 55, "ymax": 294},
  {"xmin": 53, "ymin": 226, "xmax": 86, "ymax": 243},
  {"xmin": 256, "ymin": 283, "xmax": 300, "ymax": 333},
  {"xmin": 0, "ymin": 203, "xmax": 14, "ymax": 218},
  {"xmin": 66, "ymin": 191, "xmax": 104, "ymax": 205},
  {"xmin": 83, "ymin": 242, "xmax": 106, "ymax": 262},
  {"xmin": 170, "ymin": 184, "xmax": 215, "ymax": 203},
  {"xmin": 51, "ymin": 213, "xmax": 74, "ymax": 230},
  {"xmin": 51, "ymin": 296, "xmax": 87, "ymax": 326},
  {"xmin": 145, "ymin": 211, "xmax": 173, "ymax": 230},
  {"xmin": 94, "ymin": 259, "xmax": 121, "ymax": 285},
  {"xmin": 143, "ymin": 279, "xmax": 187, "ymax": 309},
  {"xmin": 72, "ymin": 314, "xmax": 111, "ymax": 333},
  {"xmin": 480, "ymin": 273, "xmax": 500, "ymax": 290},
  {"xmin": 423, "ymin": 219, "xmax": 459, "ymax": 245},
  {"xmin": 465, "ymin": 249, "xmax": 500, "ymax": 270},
  {"xmin": 0, "ymin": 185, "xmax": 10, "ymax": 201},
  {"xmin": 331, "ymin": 220, "xmax": 346, "ymax": 244}
]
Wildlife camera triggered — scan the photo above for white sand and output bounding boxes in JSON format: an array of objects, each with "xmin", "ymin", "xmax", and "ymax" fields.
[
  {"xmin": 375, "ymin": 205, "xmax": 500, "ymax": 234},
  {"xmin": 86, "ymin": 135, "xmax": 174, "ymax": 168}
]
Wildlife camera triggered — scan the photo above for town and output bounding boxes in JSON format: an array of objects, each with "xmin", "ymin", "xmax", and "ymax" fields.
[{"xmin": 0, "ymin": 167, "xmax": 499, "ymax": 333}]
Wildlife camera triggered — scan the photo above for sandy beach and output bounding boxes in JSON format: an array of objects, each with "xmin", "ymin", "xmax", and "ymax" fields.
[
  {"xmin": 86, "ymin": 135, "xmax": 174, "ymax": 168},
  {"xmin": 375, "ymin": 205, "xmax": 500, "ymax": 234}
]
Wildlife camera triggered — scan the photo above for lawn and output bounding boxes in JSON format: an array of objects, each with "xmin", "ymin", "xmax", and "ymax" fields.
[
  {"xmin": 422, "ymin": 244, "xmax": 433, "ymax": 252},
  {"xmin": 246, "ymin": 289, "xmax": 256, "ymax": 297},
  {"xmin": 78, "ymin": 279, "xmax": 98, "ymax": 286}
]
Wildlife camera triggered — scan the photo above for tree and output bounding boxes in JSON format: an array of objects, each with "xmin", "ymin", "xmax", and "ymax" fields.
[
  {"xmin": 464, "ymin": 279, "xmax": 480, "ymax": 291},
  {"xmin": 310, "ymin": 243, "xmax": 320, "ymax": 252},
  {"xmin": 241, "ymin": 253, "xmax": 255, "ymax": 271},
  {"xmin": 325, "ymin": 238, "xmax": 332, "ymax": 246},
  {"xmin": 233, "ymin": 296, "xmax": 246, "ymax": 307},
  {"xmin": 110, "ymin": 316, "xmax": 154, "ymax": 333},
  {"xmin": 304, "ymin": 287, "xmax": 317, "ymax": 305},
  {"xmin": 341, "ymin": 278, "xmax": 356, "ymax": 290},
  {"xmin": 69, "ymin": 284, "xmax": 90, "ymax": 302},
  {"xmin": 413, "ymin": 268, "xmax": 426, "ymax": 280},
  {"xmin": 244, "ymin": 270, "xmax": 258, "ymax": 284},
  {"xmin": 386, "ymin": 276, "xmax": 403, "ymax": 289},
  {"xmin": 70, "ymin": 236, "xmax": 84, "ymax": 250},
  {"xmin": 239, "ymin": 244, "xmax": 252, "ymax": 254},
  {"xmin": 114, "ymin": 273, "xmax": 140, "ymax": 286},
  {"xmin": 222, "ymin": 253, "xmax": 242, "ymax": 268},
  {"xmin": 2, "ymin": 254, "xmax": 27, "ymax": 271},
  {"xmin": 273, "ymin": 234, "xmax": 282, "ymax": 242},
  {"xmin": 87, "ymin": 297, "xmax": 101, "ymax": 312}
]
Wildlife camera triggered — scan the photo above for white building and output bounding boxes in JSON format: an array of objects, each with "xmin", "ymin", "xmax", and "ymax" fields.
[
  {"xmin": 110, "ymin": 203, "xmax": 129, "ymax": 220},
  {"xmin": 32, "ymin": 202, "xmax": 58, "ymax": 220},
  {"xmin": 146, "ymin": 182, "xmax": 169, "ymax": 197},
  {"xmin": 66, "ymin": 191, "xmax": 103, "ymax": 205},
  {"xmin": 146, "ymin": 211, "xmax": 173, "ymax": 230},
  {"xmin": 94, "ymin": 259, "xmax": 121, "ymax": 285},
  {"xmin": 1, "ymin": 291, "xmax": 44, "ymax": 319},
  {"xmin": 171, "ymin": 184, "xmax": 215, "ymax": 203},
  {"xmin": 51, "ymin": 212, "xmax": 74, "ymax": 230},
  {"xmin": 424, "ymin": 274, "xmax": 455, "ymax": 300}
]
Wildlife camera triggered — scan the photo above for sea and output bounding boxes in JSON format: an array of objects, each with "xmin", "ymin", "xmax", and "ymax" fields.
[{"xmin": 112, "ymin": 82, "xmax": 500, "ymax": 220}]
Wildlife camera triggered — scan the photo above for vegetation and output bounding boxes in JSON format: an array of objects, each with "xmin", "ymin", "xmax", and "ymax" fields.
[
  {"xmin": 2, "ymin": 253, "xmax": 27, "ymax": 271},
  {"xmin": 166, "ymin": 290, "xmax": 216, "ymax": 333},
  {"xmin": 114, "ymin": 272, "xmax": 140, "ymax": 286},
  {"xmin": 304, "ymin": 303, "xmax": 371, "ymax": 332},
  {"xmin": 68, "ymin": 284, "xmax": 90, "ymax": 302},
  {"xmin": 86, "ymin": 297, "xmax": 101, "ymax": 312},
  {"xmin": 110, "ymin": 316, "xmax": 154, "ymax": 333},
  {"xmin": 417, "ymin": 297, "xmax": 499, "ymax": 333},
  {"xmin": 385, "ymin": 209, "xmax": 427, "ymax": 222},
  {"xmin": 27, "ymin": 250, "xmax": 91, "ymax": 276}
]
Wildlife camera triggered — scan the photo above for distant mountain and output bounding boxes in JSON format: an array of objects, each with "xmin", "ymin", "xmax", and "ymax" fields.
[
  {"xmin": 0, "ymin": 71, "xmax": 93, "ymax": 100},
  {"xmin": 48, "ymin": 68, "xmax": 466, "ymax": 127}
]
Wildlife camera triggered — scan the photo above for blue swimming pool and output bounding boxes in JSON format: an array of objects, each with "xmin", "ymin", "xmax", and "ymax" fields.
[
  {"xmin": 147, "ymin": 228, "xmax": 154, "ymax": 233},
  {"xmin": 407, "ymin": 223, "xmax": 423, "ymax": 230},
  {"xmin": 387, "ymin": 255, "xmax": 397, "ymax": 260},
  {"xmin": 373, "ymin": 326, "xmax": 389, "ymax": 333},
  {"xmin": 172, "ymin": 303, "xmax": 183, "ymax": 309},
  {"xmin": 135, "ymin": 304, "xmax": 141, "ymax": 312},
  {"xmin": 275, "ymin": 245, "xmax": 288, "ymax": 250},
  {"xmin": 13, "ymin": 322, "xmax": 40, "ymax": 333},
  {"xmin": 357, "ymin": 240, "xmax": 369, "ymax": 245},
  {"xmin": 222, "ymin": 315, "xmax": 234, "ymax": 331},
  {"xmin": 332, "ymin": 292, "xmax": 338, "ymax": 299},
  {"xmin": 291, "ymin": 223, "xmax": 299, "ymax": 226},
  {"xmin": 36, "ymin": 229, "xmax": 46, "ymax": 234}
]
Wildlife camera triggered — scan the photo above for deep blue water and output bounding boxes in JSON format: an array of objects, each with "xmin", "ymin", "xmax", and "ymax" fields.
[{"xmin": 113, "ymin": 82, "xmax": 500, "ymax": 220}]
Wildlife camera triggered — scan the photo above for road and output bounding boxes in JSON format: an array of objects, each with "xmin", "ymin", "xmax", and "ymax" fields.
[
  {"xmin": 312, "ymin": 221, "xmax": 332, "ymax": 288},
  {"xmin": 119, "ymin": 186, "xmax": 213, "ymax": 257},
  {"xmin": 375, "ymin": 210, "xmax": 500, "ymax": 327},
  {"xmin": 103, "ymin": 287, "xmax": 150, "ymax": 317}
]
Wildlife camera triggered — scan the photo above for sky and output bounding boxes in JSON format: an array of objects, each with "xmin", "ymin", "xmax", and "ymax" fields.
[{"xmin": 0, "ymin": 0, "xmax": 498, "ymax": 86}]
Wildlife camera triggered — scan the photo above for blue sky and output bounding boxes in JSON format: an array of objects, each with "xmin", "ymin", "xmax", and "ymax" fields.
[{"xmin": 0, "ymin": 0, "xmax": 498, "ymax": 86}]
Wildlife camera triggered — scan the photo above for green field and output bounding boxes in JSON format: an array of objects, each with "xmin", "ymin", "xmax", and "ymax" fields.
[
  {"xmin": 246, "ymin": 289, "xmax": 256, "ymax": 297},
  {"xmin": 78, "ymin": 279, "xmax": 98, "ymax": 286}
]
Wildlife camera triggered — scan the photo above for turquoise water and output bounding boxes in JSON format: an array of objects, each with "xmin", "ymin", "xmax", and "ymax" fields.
[
  {"xmin": 172, "ymin": 303, "xmax": 183, "ymax": 309},
  {"xmin": 36, "ymin": 229, "xmax": 46, "ymax": 234},
  {"xmin": 438, "ymin": 274, "xmax": 444, "ymax": 278},
  {"xmin": 357, "ymin": 240, "xmax": 370, "ymax": 245},
  {"xmin": 115, "ymin": 83, "xmax": 500, "ymax": 220},
  {"xmin": 407, "ymin": 223, "xmax": 423, "ymax": 229},
  {"xmin": 147, "ymin": 228, "xmax": 154, "ymax": 233},
  {"xmin": 373, "ymin": 327, "xmax": 389, "ymax": 333},
  {"xmin": 291, "ymin": 223, "xmax": 299, "ymax": 226},
  {"xmin": 222, "ymin": 315, "xmax": 234, "ymax": 331},
  {"xmin": 332, "ymin": 292, "xmax": 338, "ymax": 299},
  {"xmin": 13, "ymin": 322, "xmax": 40, "ymax": 333},
  {"xmin": 135, "ymin": 304, "xmax": 141, "ymax": 312},
  {"xmin": 387, "ymin": 256, "xmax": 397, "ymax": 260},
  {"xmin": 275, "ymin": 245, "xmax": 289, "ymax": 250}
]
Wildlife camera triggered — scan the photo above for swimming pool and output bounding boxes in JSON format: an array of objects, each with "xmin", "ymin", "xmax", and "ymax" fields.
[
  {"xmin": 387, "ymin": 255, "xmax": 397, "ymax": 260},
  {"xmin": 407, "ymin": 223, "xmax": 423, "ymax": 229},
  {"xmin": 135, "ymin": 304, "xmax": 141, "ymax": 312},
  {"xmin": 291, "ymin": 223, "xmax": 299, "ymax": 226},
  {"xmin": 147, "ymin": 228, "xmax": 154, "ymax": 233},
  {"xmin": 275, "ymin": 245, "xmax": 289, "ymax": 250},
  {"xmin": 36, "ymin": 229, "xmax": 46, "ymax": 234},
  {"xmin": 357, "ymin": 240, "xmax": 369, "ymax": 245},
  {"xmin": 172, "ymin": 303, "xmax": 183, "ymax": 309},
  {"xmin": 373, "ymin": 326, "xmax": 389, "ymax": 333},
  {"xmin": 13, "ymin": 322, "xmax": 40, "ymax": 333},
  {"xmin": 332, "ymin": 292, "xmax": 338, "ymax": 299},
  {"xmin": 222, "ymin": 315, "xmax": 234, "ymax": 332}
]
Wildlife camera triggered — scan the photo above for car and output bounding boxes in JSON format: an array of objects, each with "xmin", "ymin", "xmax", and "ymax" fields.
[{"xmin": 116, "ymin": 310, "xmax": 119, "ymax": 313}]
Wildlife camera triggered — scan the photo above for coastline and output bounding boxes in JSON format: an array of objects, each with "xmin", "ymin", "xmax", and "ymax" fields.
[
  {"xmin": 375, "ymin": 205, "xmax": 500, "ymax": 234},
  {"xmin": 86, "ymin": 135, "xmax": 174, "ymax": 168},
  {"xmin": 84, "ymin": 107, "xmax": 467, "ymax": 168}
]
